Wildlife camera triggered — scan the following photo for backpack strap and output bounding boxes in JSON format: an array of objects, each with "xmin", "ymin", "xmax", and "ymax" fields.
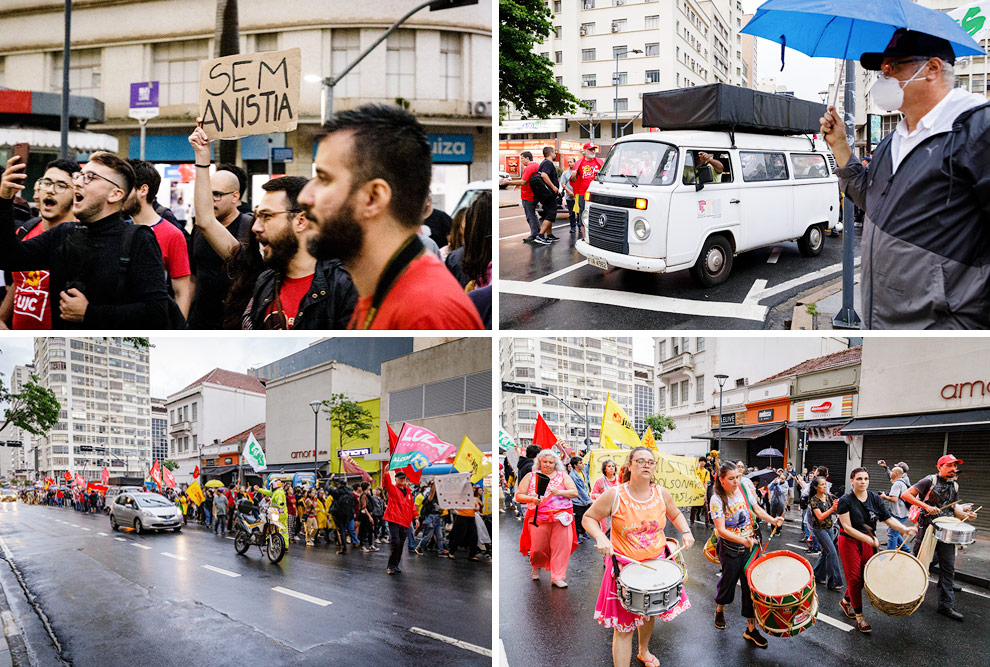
[
  {"xmin": 116, "ymin": 222, "xmax": 139, "ymax": 304},
  {"xmin": 15, "ymin": 217, "xmax": 42, "ymax": 240}
]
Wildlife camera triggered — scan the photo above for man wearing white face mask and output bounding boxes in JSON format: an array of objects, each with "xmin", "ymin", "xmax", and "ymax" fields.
[{"xmin": 819, "ymin": 28, "xmax": 990, "ymax": 329}]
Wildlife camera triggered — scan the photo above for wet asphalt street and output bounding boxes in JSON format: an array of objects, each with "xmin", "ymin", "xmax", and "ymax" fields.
[
  {"xmin": 498, "ymin": 201, "xmax": 862, "ymax": 330},
  {"xmin": 499, "ymin": 510, "xmax": 988, "ymax": 667},
  {"xmin": 0, "ymin": 502, "xmax": 491, "ymax": 667}
]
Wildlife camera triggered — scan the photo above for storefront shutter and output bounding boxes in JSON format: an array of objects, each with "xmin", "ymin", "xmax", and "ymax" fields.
[
  {"xmin": 804, "ymin": 441, "xmax": 847, "ymax": 490},
  {"xmin": 861, "ymin": 433, "xmax": 946, "ymax": 506},
  {"xmin": 946, "ymin": 432, "xmax": 990, "ymax": 532}
]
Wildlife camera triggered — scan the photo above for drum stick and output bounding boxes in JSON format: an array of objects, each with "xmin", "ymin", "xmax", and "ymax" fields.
[
  {"xmin": 665, "ymin": 544, "xmax": 686, "ymax": 562},
  {"xmin": 928, "ymin": 500, "xmax": 960, "ymax": 515},
  {"xmin": 959, "ymin": 506, "xmax": 982, "ymax": 524},
  {"xmin": 615, "ymin": 554, "xmax": 661, "ymax": 572}
]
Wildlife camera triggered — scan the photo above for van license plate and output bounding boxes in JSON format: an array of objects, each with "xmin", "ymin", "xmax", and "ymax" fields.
[{"xmin": 588, "ymin": 255, "xmax": 609, "ymax": 270}]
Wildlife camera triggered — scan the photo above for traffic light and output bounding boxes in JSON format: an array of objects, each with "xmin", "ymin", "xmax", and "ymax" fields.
[
  {"xmin": 501, "ymin": 381, "xmax": 527, "ymax": 394},
  {"xmin": 429, "ymin": 0, "xmax": 478, "ymax": 9}
]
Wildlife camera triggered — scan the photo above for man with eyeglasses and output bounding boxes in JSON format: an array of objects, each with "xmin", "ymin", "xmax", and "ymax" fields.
[
  {"xmin": 0, "ymin": 152, "xmax": 170, "ymax": 328},
  {"xmin": 187, "ymin": 146, "xmax": 253, "ymax": 329},
  {"xmin": 242, "ymin": 176, "xmax": 356, "ymax": 329},
  {"xmin": 0, "ymin": 158, "xmax": 79, "ymax": 329},
  {"xmin": 820, "ymin": 28, "xmax": 990, "ymax": 329}
]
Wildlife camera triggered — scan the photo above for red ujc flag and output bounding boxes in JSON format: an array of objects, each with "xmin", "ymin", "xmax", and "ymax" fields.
[
  {"xmin": 162, "ymin": 465, "xmax": 176, "ymax": 489},
  {"xmin": 150, "ymin": 460, "xmax": 163, "ymax": 490},
  {"xmin": 101, "ymin": 467, "xmax": 109, "ymax": 485}
]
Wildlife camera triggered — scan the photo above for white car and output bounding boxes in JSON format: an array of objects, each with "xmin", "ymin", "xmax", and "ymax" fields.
[{"xmin": 449, "ymin": 180, "xmax": 493, "ymax": 216}]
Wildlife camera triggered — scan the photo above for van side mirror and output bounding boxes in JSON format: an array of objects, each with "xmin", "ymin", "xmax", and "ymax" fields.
[{"xmin": 695, "ymin": 165, "xmax": 713, "ymax": 191}]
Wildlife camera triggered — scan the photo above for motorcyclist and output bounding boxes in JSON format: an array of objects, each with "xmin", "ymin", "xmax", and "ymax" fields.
[{"xmin": 270, "ymin": 479, "xmax": 290, "ymax": 550}]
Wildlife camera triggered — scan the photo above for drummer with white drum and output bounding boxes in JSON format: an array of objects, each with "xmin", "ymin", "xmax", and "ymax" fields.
[{"xmin": 901, "ymin": 454, "xmax": 979, "ymax": 621}]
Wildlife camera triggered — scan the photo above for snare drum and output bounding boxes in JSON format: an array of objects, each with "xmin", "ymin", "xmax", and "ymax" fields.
[
  {"xmin": 615, "ymin": 558, "xmax": 684, "ymax": 616},
  {"xmin": 863, "ymin": 549, "xmax": 927, "ymax": 617},
  {"xmin": 746, "ymin": 550, "xmax": 817, "ymax": 637},
  {"xmin": 932, "ymin": 517, "xmax": 976, "ymax": 545}
]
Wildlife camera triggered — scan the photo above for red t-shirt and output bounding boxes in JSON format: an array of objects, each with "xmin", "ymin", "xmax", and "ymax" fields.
[
  {"xmin": 265, "ymin": 274, "xmax": 313, "ymax": 329},
  {"xmin": 149, "ymin": 218, "xmax": 191, "ymax": 279},
  {"xmin": 519, "ymin": 161, "xmax": 539, "ymax": 202},
  {"xmin": 12, "ymin": 223, "xmax": 53, "ymax": 329},
  {"xmin": 348, "ymin": 253, "xmax": 483, "ymax": 330},
  {"xmin": 571, "ymin": 157, "xmax": 604, "ymax": 196}
]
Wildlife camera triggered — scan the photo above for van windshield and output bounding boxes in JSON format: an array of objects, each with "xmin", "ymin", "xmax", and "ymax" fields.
[{"xmin": 599, "ymin": 142, "xmax": 678, "ymax": 186}]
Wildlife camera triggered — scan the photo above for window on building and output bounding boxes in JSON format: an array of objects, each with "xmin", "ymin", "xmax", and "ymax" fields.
[
  {"xmin": 582, "ymin": 48, "xmax": 597, "ymax": 61},
  {"xmin": 614, "ymin": 98, "xmax": 628, "ymax": 111},
  {"xmin": 555, "ymin": 51, "xmax": 563, "ymax": 64},
  {"xmin": 330, "ymin": 29, "xmax": 361, "ymax": 97},
  {"xmin": 612, "ymin": 19, "xmax": 627, "ymax": 32},
  {"xmin": 554, "ymin": 0, "xmax": 562, "ymax": 11},
  {"xmin": 672, "ymin": 338, "xmax": 681, "ymax": 356},
  {"xmin": 254, "ymin": 32, "xmax": 278, "ymax": 53},
  {"xmin": 670, "ymin": 383, "xmax": 678, "ymax": 407},
  {"xmin": 579, "ymin": 119, "xmax": 601, "ymax": 136},
  {"xmin": 611, "ymin": 121, "xmax": 633, "ymax": 138},
  {"xmin": 645, "ymin": 15, "xmax": 659, "ymax": 30},
  {"xmin": 191, "ymin": 402, "xmax": 197, "ymax": 421},
  {"xmin": 581, "ymin": 22, "xmax": 595, "ymax": 36},
  {"xmin": 583, "ymin": 0, "xmax": 596, "ymax": 9},
  {"xmin": 645, "ymin": 70, "xmax": 660, "ymax": 84},
  {"xmin": 52, "ymin": 48, "xmax": 102, "ymax": 98},
  {"xmin": 0, "ymin": 57, "xmax": 5, "ymax": 88},
  {"xmin": 386, "ymin": 29, "xmax": 416, "ymax": 99},
  {"xmin": 554, "ymin": 25, "xmax": 562, "ymax": 39},
  {"xmin": 582, "ymin": 74, "xmax": 597, "ymax": 87},
  {"xmin": 645, "ymin": 42, "xmax": 660, "ymax": 56},
  {"xmin": 613, "ymin": 45, "xmax": 628, "ymax": 59},
  {"xmin": 697, "ymin": 337, "xmax": 705, "ymax": 351},
  {"xmin": 681, "ymin": 380, "xmax": 689, "ymax": 404},
  {"xmin": 439, "ymin": 33, "xmax": 462, "ymax": 100},
  {"xmin": 541, "ymin": 51, "xmax": 550, "ymax": 61},
  {"xmin": 555, "ymin": 76, "xmax": 563, "ymax": 84},
  {"xmin": 615, "ymin": 72, "xmax": 628, "ymax": 85},
  {"xmin": 658, "ymin": 386, "xmax": 666, "ymax": 409},
  {"xmin": 152, "ymin": 40, "xmax": 208, "ymax": 106},
  {"xmin": 696, "ymin": 375, "xmax": 704, "ymax": 403},
  {"xmin": 658, "ymin": 340, "xmax": 666, "ymax": 360}
]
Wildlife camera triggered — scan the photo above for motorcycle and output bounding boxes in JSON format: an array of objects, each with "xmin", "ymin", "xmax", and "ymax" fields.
[{"xmin": 233, "ymin": 499, "xmax": 286, "ymax": 564}]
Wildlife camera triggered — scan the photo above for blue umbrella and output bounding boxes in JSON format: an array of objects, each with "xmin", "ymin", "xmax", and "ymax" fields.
[{"xmin": 742, "ymin": 0, "xmax": 983, "ymax": 63}]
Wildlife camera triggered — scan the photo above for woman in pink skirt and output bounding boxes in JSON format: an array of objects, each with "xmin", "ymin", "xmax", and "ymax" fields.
[
  {"xmin": 516, "ymin": 449, "xmax": 579, "ymax": 587},
  {"xmin": 583, "ymin": 447, "xmax": 695, "ymax": 667}
]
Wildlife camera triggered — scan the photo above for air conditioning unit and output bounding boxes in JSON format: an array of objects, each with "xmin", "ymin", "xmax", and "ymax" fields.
[
  {"xmin": 611, "ymin": 24, "xmax": 619, "ymax": 33},
  {"xmin": 582, "ymin": 81, "xmax": 591, "ymax": 87},
  {"xmin": 579, "ymin": 27, "xmax": 587, "ymax": 36}
]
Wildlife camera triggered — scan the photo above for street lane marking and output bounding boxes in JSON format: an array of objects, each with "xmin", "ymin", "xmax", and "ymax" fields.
[
  {"xmin": 272, "ymin": 586, "xmax": 332, "ymax": 607},
  {"xmin": 533, "ymin": 261, "xmax": 588, "ymax": 285},
  {"xmin": 97, "ymin": 532, "xmax": 108, "ymax": 536},
  {"xmin": 80, "ymin": 527, "xmax": 90, "ymax": 531},
  {"xmin": 960, "ymin": 587, "xmax": 990, "ymax": 599},
  {"xmin": 767, "ymin": 247, "xmax": 782, "ymax": 264},
  {"xmin": 750, "ymin": 260, "xmax": 860, "ymax": 302},
  {"xmin": 161, "ymin": 552, "xmax": 185, "ymax": 561},
  {"xmin": 114, "ymin": 537, "xmax": 128, "ymax": 542},
  {"xmin": 500, "ymin": 280, "xmax": 767, "ymax": 321},
  {"xmin": 202, "ymin": 565, "xmax": 240, "ymax": 578},
  {"xmin": 131, "ymin": 543, "xmax": 151, "ymax": 550},
  {"xmin": 786, "ymin": 543, "xmax": 810, "ymax": 551},
  {"xmin": 499, "ymin": 223, "xmax": 570, "ymax": 241},
  {"xmin": 744, "ymin": 279, "xmax": 768, "ymax": 304},
  {"xmin": 409, "ymin": 627, "xmax": 491, "ymax": 657},
  {"xmin": 500, "ymin": 214, "xmax": 526, "ymax": 220},
  {"xmin": 816, "ymin": 612, "xmax": 854, "ymax": 632},
  {"xmin": 70, "ymin": 524, "xmax": 79, "ymax": 528},
  {"xmin": 499, "ymin": 639, "xmax": 509, "ymax": 667}
]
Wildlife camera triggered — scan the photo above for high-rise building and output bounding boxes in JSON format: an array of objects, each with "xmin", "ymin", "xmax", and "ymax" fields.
[
  {"xmin": 249, "ymin": 338, "xmax": 414, "ymax": 381},
  {"xmin": 500, "ymin": 337, "xmax": 635, "ymax": 449},
  {"xmin": 633, "ymin": 361, "xmax": 655, "ymax": 434},
  {"xmin": 31, "ymin": 338, "xmax": 151, "ymax": 482},
  {"xmin": 499, "ymin": 0, "xmax": 749, "ymax": 160},
  {"xmin": 0, "ymin": 363, "xmax": 33, "ymax": 481},
  {"xmin": 151, "ymin": 398, "xmax": 168, "ymax": 464}
]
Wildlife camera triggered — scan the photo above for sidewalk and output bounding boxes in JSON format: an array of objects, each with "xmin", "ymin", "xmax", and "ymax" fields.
[
  {"xmin": 790, "ymin": 272, "xmax": 863, "ymax": 330},
  {"xmin": 782, "ymin": 507, "xmax": 989, "ymax": 588}
]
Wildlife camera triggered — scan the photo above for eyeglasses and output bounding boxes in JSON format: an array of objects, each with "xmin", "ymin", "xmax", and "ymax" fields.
[
  {"xmin": 72, "ymin": 170, "xmax": 123, "ymax": 190},
  {"xmin": 880, "ymin": 57, "xmax": 928, "ymax": 77},
  {"xmin": 34, "ymin": 178, "xmax": 73, "ymax": 193},
  {"xmin": 631, "ymin": 458, "xmax": 656, "ymax": 468},
  {"xmin": 254, "ymin": 209, "xmax": 300, "ymax": 224},
  {"xmin": 212, "ymin": 190, "xmax": 236, "ymax": 201}
]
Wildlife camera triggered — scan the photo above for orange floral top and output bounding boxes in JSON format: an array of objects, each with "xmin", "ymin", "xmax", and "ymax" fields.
[{"xmin": 610, "ymin": 483, "xmax": 667, "ymax": 562}]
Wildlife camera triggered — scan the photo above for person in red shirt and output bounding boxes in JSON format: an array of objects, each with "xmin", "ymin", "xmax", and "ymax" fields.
[
  {"xmin": 500, "ymin": 151, "xmax": 541, "ymax": 243},
  {"xmin": 123, "ymin": 159, "xmax": 193, "ymax": 318},
  {"xmin": 0, "ymin": 158, "xmax": 79, "ymax": 329},
  {"xmin": 570, "ymin": 143, "xmax": 605, "ymax": 233},
  {"xmin": 382, "ymin": 470, "xmax": 415, "ymax": 575},
  {"xmin": 298, "ymin": 104, "xmax": 484, "ymax": 330}
]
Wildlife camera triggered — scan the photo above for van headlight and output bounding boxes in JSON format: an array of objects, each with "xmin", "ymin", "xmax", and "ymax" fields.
[
  {"xmin": 581, "ymin": 203, "xmax": 590, "ymax": 227},
  {"xmin": 633, "ymin": 219, "xmax": 651, "ymax": 241}
]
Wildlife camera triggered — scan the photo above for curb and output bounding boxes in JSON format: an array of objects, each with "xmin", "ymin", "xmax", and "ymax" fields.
[
  {"xmin": 0, "ymin": 541, "xmax": 38, "ymax": 667},
  {"xmin": 789, "ymin": 272, "xmax": 859, "ymax": 330}
]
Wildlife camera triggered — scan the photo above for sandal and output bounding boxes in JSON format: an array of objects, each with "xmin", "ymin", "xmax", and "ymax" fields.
[
  {"xmin": 551, "ymin": 579, "xmax": 568, "ymax": 588},
  {"xmin": 532, "ymin": 568, "xmax": 540, "ymax": 580},
  {"xmin": 636, "ymin": 653, "xmax": 660, "ymax": 667}
]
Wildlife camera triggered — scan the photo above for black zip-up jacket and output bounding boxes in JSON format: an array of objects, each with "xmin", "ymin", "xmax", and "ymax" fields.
[
  {"xmin": 0, "ymin": 198, "xmax": 170, "ymax": 328},
  {"xmin": 245, "ymin": 258, "xmax": 357, "ymax": 330}
]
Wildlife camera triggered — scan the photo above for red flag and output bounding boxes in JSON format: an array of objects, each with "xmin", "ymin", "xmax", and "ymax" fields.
[
  {"xmin": 192, "ymin": 465, "xmax": 200, "ymax": 478},
  {"xmin": 387, "ymin": 423, "xmax": 400, "ymax": 455},
  {"xmin": 162, "ymin": 465, "xmax": 176, "ymax": 489},
  {"xmin": 534, "ymin": 413, "xmax": 558, "ymax": 449},
  {"xmin": 341, "ymin": 456, "xmax": 372, "ymax": 483},
  {"xmin": 150, "ymin": 460, "xmax": 163, "ymax": 491},
  {"xmin": 64, "ymin": 471, "xmax": 72, "ymax": 482},
  {"xmin": 101, "ymin": 467, "xmax": 109, "ymax": 485},
  {"xmin": 74, "ymin": 473, "xmax": 86, "ymax": 488},
  {"xmin": 387, "ymin": 422, "xmax": 421, "ymax": 483}
]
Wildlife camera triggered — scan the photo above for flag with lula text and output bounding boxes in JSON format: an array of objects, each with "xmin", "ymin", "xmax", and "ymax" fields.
[
  {"xmin": 389, "ymin": 423, "xmax": 456, "ymax": 472},
  {"xmin": 452, "ymin": 436, "xmax": 492, "ymax": 484},
  {"xmin": 386, "ymin": 422, "xmax": 422, "ymax": 483}
]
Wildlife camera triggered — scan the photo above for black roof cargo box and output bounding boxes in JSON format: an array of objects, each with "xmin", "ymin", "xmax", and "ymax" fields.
[{"xmin": 642, "ymin": 83, "xmax": 825, "ymax": 136}]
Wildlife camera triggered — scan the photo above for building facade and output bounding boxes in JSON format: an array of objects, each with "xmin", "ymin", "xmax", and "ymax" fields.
[
  {"xmin": 383, "ymin": 337, "xmax": 492, "ymax": 456},
  {"xmin": 151, "ymin": 397, "xmax": 168, "ymax": 464},
  {"xmin": 249, "ymin": 337, "xmax": 414, "ymax": 381},
  {"xmin": 499, "ymin": 0, "xmax": 753, "ymax": 172},
  {"xmin": 0, "ymin": 1, "xmax": 492, "ymax": 211},
  {"xmin": 633, "ymin": 361, "xmax": 654, "ymax": 434},
  {"xmin": 500, "ymin": 336, "xmax": 635, "ymax": 449},
  {"xmin": 165, "ymin": 368, "xmax": 266, "ymax": 485},
  {"xmin": 30, "ymin": 338, "xmax": 151, "ymax": 482}
]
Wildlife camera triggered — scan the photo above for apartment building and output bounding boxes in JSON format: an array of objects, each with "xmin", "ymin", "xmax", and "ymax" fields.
[
  {"xmin": 633, "ymin": 361, "xmax": 654, "ymax": 434},
  {"xmin": 151, "ymin": 397, "xmax": 168, "ymax": 464}
]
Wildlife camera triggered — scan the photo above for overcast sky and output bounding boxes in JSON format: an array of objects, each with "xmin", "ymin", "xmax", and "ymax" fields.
[{"xmin": 0, "ymin": 337, "xmax": 319, "ymax": 398}]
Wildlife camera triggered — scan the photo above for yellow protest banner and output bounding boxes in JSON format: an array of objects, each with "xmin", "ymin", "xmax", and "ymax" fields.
[
  {"xmin": 186, "ymin": 480, "xmax": 206, "ymax": 507},
  {"xmin": 584, "ymin": 448, "xmax": 628, "ymax": 486},
  {"xmin": 452, "ymin": 436, "xmax": 492, "ymax": 483},
  {"xmin": 641, "ymin": 426, "xmax": 658, "ymax": 455},
  {"xmin": 584, "ymin": 448, "xmax": 705, "ymax": 506},
  {"xmin": 600, "ymin": 394, "xmax": 640, "ymax": 449}
]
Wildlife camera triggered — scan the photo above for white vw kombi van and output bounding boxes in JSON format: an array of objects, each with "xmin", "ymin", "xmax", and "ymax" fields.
[{"xmin": 575, "ymin": 131, "xmax": 840, "ymax": 286}]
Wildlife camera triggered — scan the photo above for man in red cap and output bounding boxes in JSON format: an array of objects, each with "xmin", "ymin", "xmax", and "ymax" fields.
[
  {"xmin": 901, "ymin": 454, "xmax": 978, "ymax": 620},
  {"xmin": 569, "ymin": 143, "xmax": 604, "ymax": 236}
]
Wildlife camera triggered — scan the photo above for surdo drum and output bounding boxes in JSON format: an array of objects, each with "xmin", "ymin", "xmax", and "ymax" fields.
[
  {"xmin": 863, "ymin": 549, "xmax": 928, "ymax": 617},
  {"xmin": 746, "ymin": 550, "xmax": 818, "ymax": 637}
]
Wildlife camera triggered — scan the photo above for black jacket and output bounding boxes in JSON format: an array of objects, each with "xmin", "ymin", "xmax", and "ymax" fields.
[
  {"xmin": 0, "ymin": 198, "xmax": 170, "ymax": 328},
  {"xmin": 187, "ymin": 211, "xmax": 252, "ymax": 329},
  {"xmin": 245, "ymin": 259, "xmax": 358, "ymax": 330}
]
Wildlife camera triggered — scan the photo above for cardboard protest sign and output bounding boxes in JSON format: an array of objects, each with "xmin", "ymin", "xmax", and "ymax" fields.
[
  {"xmin": 434, "ymin": 472, "xmax": 475, "ymax": 510},
  {"xmin": 199, "ymin": 48, "xmax": 301, "ymax": 140}
]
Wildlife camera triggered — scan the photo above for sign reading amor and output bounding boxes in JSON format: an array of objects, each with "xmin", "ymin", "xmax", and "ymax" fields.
[{"xmin": 199, "ymin": 48, "xmax": 301, "ymax": 140}]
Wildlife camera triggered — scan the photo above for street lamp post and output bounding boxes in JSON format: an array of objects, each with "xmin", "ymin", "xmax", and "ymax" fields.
[
  {"xmin": 310, "ymin": 400, "xmax": 321, "ymax": 483},
  {"xmin": 714, "ymin": 374, "xmax": 729, "ymax": 453},
  {"xmin": 582, "ymin": 397, "xmax": 592, "ymax": 451},
  {"xmin": 614, "ymin": 48, "xmax": 642, "ymax": 142}
]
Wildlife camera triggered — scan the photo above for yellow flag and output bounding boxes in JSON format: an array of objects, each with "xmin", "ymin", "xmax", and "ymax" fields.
[
  {"xmin": 599, "ymin": 432, "xmax": 620, "ymax": 450},
  {"xmin": 186, "ymin": 479, "xmax": 205, "ymax": 507},
  {"xmin": 641, "ymin": 426, "xmax": 658, "ymax": 455},
  {"xmin": 452, "ymin": 435, "xmax": 492, "ymax": 484},
  {"xmin": 601, "ymin": 393, "xmax": 641, "ymax": 449}
]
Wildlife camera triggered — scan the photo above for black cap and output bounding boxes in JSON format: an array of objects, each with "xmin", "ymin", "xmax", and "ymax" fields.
[{"xmin": 861, "ymin": 28, "xmax": 956, "ymax": 71}]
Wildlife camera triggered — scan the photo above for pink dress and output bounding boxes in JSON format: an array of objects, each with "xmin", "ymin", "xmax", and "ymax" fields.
[
  {"xmin": 594, "ymin": 483, "xmax": 690, "ymax": 632},
  {"xmin": 518, "ymin": 471, "xmax": 578, "ymax": 581},
  {"xmin": 591, "ymin": 474, "xmax": 619, "ymax": 532}
]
